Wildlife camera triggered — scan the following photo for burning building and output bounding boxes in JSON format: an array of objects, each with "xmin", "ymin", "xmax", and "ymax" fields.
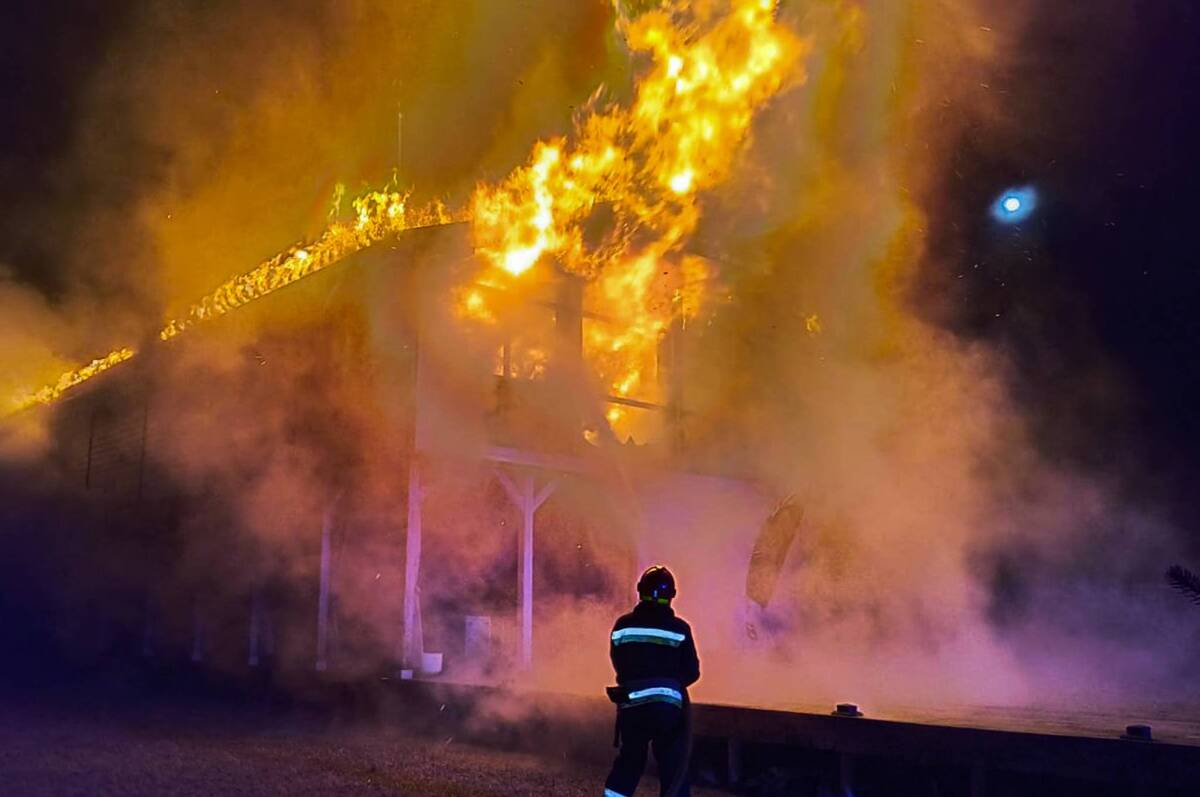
[
  {"xmin": 8, "ymin": 0, "xmax": 1196, "ymax": 738},
  {"xmin": 7, "ymin": 0, "xmax": 810, "ymax": 696},
  {"xmin": 28, "ymin": 212, "xmax": 785, "ymax": 695}
]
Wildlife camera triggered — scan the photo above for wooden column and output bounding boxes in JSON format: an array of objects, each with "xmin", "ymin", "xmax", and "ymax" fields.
[
  {"xmin": 190, "ymin": 599, "xmax": 205, "ymax": 664},
  {"xmin": 496, "ymin": 469, "xmax": 557, "ymax": 669},
  {"xmin": 249, "ymin": 587, "xmax": 264, "ymax": 667},
  {"xmin": 401, "ymin": 458, "xmax": 425, "ymax": 669},
  {"xmin": 316, "ymin": 502, "xmax": 336, "ymax": 672}
]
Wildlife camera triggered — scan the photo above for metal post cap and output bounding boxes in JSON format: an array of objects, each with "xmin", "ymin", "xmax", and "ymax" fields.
[{"xmin": 1121, "ymin": 724, "xmax": 1153, "ymax": 742}]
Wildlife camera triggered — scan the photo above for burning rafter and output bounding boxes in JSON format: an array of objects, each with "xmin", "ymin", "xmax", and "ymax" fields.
[
  {"xmin": 8, "ymin": 193, "xmax": 452, "ymax": 415},
  {"xmin": 159, "ymin": 191, "xmax": 453, "ymax": 342},
  {"xmin": 13, "ymin": 348, "xmax": 137, "ymax": 410}
]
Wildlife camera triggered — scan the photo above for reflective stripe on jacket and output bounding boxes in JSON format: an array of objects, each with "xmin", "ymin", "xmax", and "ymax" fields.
[{"xmin": 609, "ymin": 601, "xmax": 700, "ymax": 692}]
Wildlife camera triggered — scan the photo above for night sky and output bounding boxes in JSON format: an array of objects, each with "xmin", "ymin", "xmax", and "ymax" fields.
[
  {"xmin": 0, "ymin": 2, "xmax": 135, "ymax": 297},
  {"xmin": 3, "ymin": 2, "xmax": 1200, "ymax": 530},
  {"xmin": 921, "ymin": 1, "xmax": 1200, "ymax": 526}
]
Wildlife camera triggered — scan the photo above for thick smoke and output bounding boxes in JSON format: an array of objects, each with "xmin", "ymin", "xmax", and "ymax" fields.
[
  {"xmin": 2, "ymin": 0, "xmax": 1197, "ymax": 717},
  {"xmin": 657, "ymin": 0, "xmax": 1196, "ymax": 710}
]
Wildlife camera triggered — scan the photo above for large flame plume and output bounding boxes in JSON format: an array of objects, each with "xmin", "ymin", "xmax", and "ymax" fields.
[
  {"xmin": 472, "ymin": 0, "xmax": 801, "ymax": 279},
  {"xmin": 9, "ymin": 0, "xmax": 801, "ymax": 425},
  {"xmin": 467, "ymin": 0, "xmax": 803, "ymax": 432}
]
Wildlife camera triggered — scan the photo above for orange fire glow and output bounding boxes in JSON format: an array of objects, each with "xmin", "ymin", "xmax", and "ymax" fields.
[
  {"xmin": 12, "ymin": 0, "xmax": 802, "ymax": 432},
  {"xmin": 159, "ymin": 191, "xmax": 453, "ymax": 341},
  {"xmin": 11, "ymin": 347, "xmax": 136, "ymax": 412},
  {"xmin": 471, "ymin": 0, "xmax": 801, "ymax": 280},
  {"xmin": 467, "ymin": 0, "xmax": 802, "ymax": 439}
]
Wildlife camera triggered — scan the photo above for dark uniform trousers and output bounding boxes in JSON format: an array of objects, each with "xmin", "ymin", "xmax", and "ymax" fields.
[{"xmin": 604, "ymin": 702, "xmax": 689, "ymax": 797}]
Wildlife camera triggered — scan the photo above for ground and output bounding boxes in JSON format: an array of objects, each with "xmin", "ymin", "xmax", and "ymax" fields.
[{"xmin": 0, "ymin": 691, "xmax": 723, "ymax": 796}]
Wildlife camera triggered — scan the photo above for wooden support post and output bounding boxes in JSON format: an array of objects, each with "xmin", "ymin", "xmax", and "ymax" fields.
[
  {"xmin": 140, "ymin": 595, "xmax": 154, "ymax": 658},
  {"xmin": 555, "ymin": 275, "xmax": 583, "ymax": 356},
  {"xmin": 663, "ymin": 304, "xmax": 686, "ymax": 454},
  {"xmin": 316, "ymin": 504, "xmax": 335, "ymax": 672},
  {"xmin": 519, "ymin": 475, "xmax": 534, "ymax": 668},
  {"xmin": 970, "ymin": 762, "xmax": 986, "ymax": 797},
  {"xmin": 84, "ymin": 409, "xmax": 96, "ymax": 489},
  {"xmin": 137, "ymin": 396, "xmax": 149, "ymax": 499},
  {"xmin": 727, "ymin": 738, "xmax": 743, "ymax": 785},
  {"xmin": 496, "ymin": 469, "xmax": 556, "ymax": 669},
  {"xmin": 191, "ymin": 600, "xmax": 205, "ymax": 664},
  {"xmin": 839, "ymin": 752, "xmax": 855, "ymax": 797},
  {"xmin": 402, "ymin": 459, "xmax": 425, "ymax": 669},
  {"xmin": 249, "ymin": 587, "xmax": 263, "ymax": 667}
]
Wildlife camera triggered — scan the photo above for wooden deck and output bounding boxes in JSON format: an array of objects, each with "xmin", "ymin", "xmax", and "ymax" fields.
[{"xmin": 377, "ymin": 677, "xmax": 1200, "ymax": 794}]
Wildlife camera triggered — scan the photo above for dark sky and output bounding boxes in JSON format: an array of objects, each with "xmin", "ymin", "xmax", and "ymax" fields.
[
  {"xmin": 3, "ymin": 2, "xmax": 1200, "ymax": 523},
  {"xmin": 0, "ymin": 3, "xmax": 134, "ymax": 296},
  {"xmin": 918, "ymin": 1, "xmax": 1200, "ymax": 524}
]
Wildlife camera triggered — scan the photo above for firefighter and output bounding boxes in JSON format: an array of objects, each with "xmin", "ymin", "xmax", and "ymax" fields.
[{"xmin": 604, "ymin": 565, "xmax": 700, "ymax": 797}]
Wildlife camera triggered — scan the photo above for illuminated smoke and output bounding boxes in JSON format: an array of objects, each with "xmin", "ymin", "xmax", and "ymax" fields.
[
  {"xmin": 11, "ymin": 0, "xmax": 801, "ymax": 433},
  {"xmin": 3, "ymin": 0, "xmax": 1192, "ymax": 714},
  {"xmin": 158, "ymin": 191, "xmax": 454, "ymax": 341}
]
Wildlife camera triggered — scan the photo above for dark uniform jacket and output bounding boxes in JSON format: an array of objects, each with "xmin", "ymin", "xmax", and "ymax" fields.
[{"xmin": 609, "ymin": 601, "xmax": 700, "ymax": 706}]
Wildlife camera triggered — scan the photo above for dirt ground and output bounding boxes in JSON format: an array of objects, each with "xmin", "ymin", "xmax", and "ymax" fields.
[{"xmin": 0, "ymin": 693, "xmax": 723, "ymax": 796}]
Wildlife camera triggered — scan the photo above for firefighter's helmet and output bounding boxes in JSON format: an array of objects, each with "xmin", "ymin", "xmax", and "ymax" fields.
[{"xmin": 637, "ymin": 565, "xmax": 677, "ymax": 603}]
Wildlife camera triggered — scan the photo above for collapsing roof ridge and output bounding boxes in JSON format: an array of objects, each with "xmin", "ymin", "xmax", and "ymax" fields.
[{"xmin": 9, "ymin": 217, "xmax": 461, "ymax": 415}]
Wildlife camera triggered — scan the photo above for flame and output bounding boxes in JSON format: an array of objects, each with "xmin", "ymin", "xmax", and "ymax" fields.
[
  {"xmin": 457, "ymin": 287, "xmax": 496, "ymax": 325},
  {"xmin": 469, "ymin": 0, "xmax": 802, "ymax": 440},
  {"xmin": 160, "ymin": 191, "xmax": 452, "ymax": 341},
  {"xmin": 584, "ymin": 251, "xmax": 710, "ymax": 437},
  {"xmin": 587, "ymin": 250, "xmax": 671, "ymax": 404},
  {"xmin": 11, "ymin": 347, "xmax": 136, "ymax": 412},
  {"xmin": 9, "ymin": 191, "xmax": 452, "ymax": 414},
  {"xmin": 14, "ymin": 0, "xmax": 802, "ymax": 428},
  {"xmin": 470, "ymin": 0, "xmax": 801, "ymax": 279}
]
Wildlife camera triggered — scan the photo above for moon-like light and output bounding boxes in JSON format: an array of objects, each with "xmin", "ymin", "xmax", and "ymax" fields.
[{"xmin": 992, "ymin": 186, "xmax": 1037, "ymax": 223}]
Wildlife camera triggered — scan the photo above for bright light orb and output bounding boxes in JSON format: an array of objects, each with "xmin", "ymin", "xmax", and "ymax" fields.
[{"xmin": 991, "ymin": 186, "xmax": 1037, "ymax": 223}]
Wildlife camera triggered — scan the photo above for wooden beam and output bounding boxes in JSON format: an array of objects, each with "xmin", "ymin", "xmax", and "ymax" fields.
[
  {"xmin": 486, "ymin": 445, "xmax": 593, "ymax": 474},
  {"xmin": 603, "ymin": 394, "xmax": 663, "ymax": 411},
  {"xmin": 493, "ymin": 467, "xmax": 522, "ymax": 506},
  {"xmin": 533, "ymin": 479, "xmax": 558, "ymax": 512}
]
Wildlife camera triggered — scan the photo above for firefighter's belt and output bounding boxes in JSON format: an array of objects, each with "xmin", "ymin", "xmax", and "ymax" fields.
[{"xmin": 606, "ymin": 678, "xmax": 684, "ymax": 709}]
